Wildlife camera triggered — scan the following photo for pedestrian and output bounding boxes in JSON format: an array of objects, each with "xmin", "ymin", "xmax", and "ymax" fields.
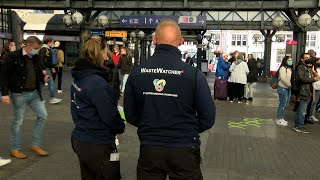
[
  {"xmin": 275, "ymin": 56, "xmax": 293, "ymax": 126},
  {"xmin": 124, "ymin": 19, "xmax": 215, "ymax": 180},
  {"xmin": 256, "ymin": 58, "xmax": 263, "ymax": 77},
  {"xmin": 104, "ymin": 49, "xmax": 121, "ymax": 100},
  {"xmin": 228, "ymin": 53, "xmax": 249, "ymax": 103},
  {"xmin": 228, "ymin": 50, "xmax": 239, "ymax": 64},
  {"xmin": 308, "ymin": 57, "xmax": 320, "ymax": 122},
  {"xmin": 186, "ymin": 54, "xmax": 194, "ymax": 66},
  {"xmin": 215, "ymin": 52, "xmax": 230, "ymax": 80},
  {"xmin": 112, "ymin": 45, "xmax": 122, "ymax": 90},
  {"xmin": 245, "ymin": 54, "xmax": 258, "ymax": 101},
  {"xmin": 39, "ymin": 37, "xmax": 62, "ymax": 104},
  {"xmin": 293, "ymin": 53, "xmax": 319, "ymax": 133},
  {"xmin": 117, "ymin": 47, "xmax": 133, "ymax": 94},
  {"xmin": 0, "ymin": 36, "xmax": 50, "ymax": 159},
  {"xmin": 0, "ymin": 61, "xmax": 12, "ymax": 166},
  {"xmin": 70, "ymin": 37, "xmax": 125, "ymax": 180},
  {"xmin": 52, "ymin": 41, "xmax": 64, "ymax": 94}
]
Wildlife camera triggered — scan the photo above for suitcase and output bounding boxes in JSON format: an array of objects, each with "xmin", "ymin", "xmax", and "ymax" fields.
[{"xmin": 214, "ymin": 79, "xmax": 228, "ymax": 100}]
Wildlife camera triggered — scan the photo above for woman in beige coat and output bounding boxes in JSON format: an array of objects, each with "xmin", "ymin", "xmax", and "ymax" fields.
[{"xmin": 52, "ymin": 41, "xmax": 64, "ymax": 93}]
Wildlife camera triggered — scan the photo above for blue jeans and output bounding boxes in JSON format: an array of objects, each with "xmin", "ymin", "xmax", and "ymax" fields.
[
  {"xmin": 276, "ymin": 87, "xmax": 291, "ymax": 119},
  {"xmin": 10, "ymin": 91, "xmax": 48, "ymax": 150},
  {"xmin": 295, "ymin": 98, "xmax": 310, "ymax": 128},
  {"xmin": 41, "ymin": 68, "xmax": 55, "ymax": 98},
  {"xmin": 310, "ymin": 90, "xmax": 320, "ymax": 116}
]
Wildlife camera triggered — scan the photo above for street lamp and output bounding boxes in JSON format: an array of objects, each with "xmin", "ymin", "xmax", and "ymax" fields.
[
  {"xmin": 72, "ymin": 12, "xmax": 83, "ymax": 25},
  {"xmin": 130, "ymin": 31, "xmax": 145, "ymax": 65},
  {"xmin": 297, "ymin": 13, "xmax": 312, "ymax": 31},
  {"xmin": 252, "ymin": 34, "xmax": 260, "ymax": 43},
  {"xmin": 272, "ymin": 15, "xmax": 284, "ymax": 30},
  {"xmin": 63, "ymin": 12, "xmax": 109, "ymax": 27}
]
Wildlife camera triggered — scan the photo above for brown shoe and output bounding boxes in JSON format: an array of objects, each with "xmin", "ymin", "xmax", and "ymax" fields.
[
  {"xmin": 30, "ymin": 146, "xmax": 49, "ymax": 156},
  {"xmin": 10, "ymin": 150, "xmax": 28, "ymax": 159}
]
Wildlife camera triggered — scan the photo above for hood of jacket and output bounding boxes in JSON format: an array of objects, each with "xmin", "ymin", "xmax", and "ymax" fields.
[{"xmin": 71, "ymin": 58, "xmax": 108, "ymax": 81}]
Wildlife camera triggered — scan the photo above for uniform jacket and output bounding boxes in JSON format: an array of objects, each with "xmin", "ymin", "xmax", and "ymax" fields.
[
  {"xmin": 124, "ymin": 44, "xmax": 216, "ymax": 148},
  {"xmin": 71, "ymin": 59, "xmax": 125, "ymax": 144}
]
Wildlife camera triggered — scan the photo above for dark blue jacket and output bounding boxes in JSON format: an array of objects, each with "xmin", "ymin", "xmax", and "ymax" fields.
[
  {"xmin": 124, "ymin": 44, "xmax": 216, "ymax": 148},
  {"xmin": 215, "ymin": 57, "xmax": 230, "ymax": 80},
  {"xmin": 70, "ymin": 59, "xmax": 125, "ymax": 145}
]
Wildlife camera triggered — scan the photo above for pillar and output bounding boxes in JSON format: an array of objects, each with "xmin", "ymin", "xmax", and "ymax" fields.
[
  {"xmin": 261, "ymin": 30, "xmax": 276, "ymax": 77},
  {"xmin": 293, "ymin": 29, "xmax": 306, "ymax": 63},
  {"xmin": 140, "ymin": 38, "xmax": 147, "ymax": 64},
  {"xmin": 134, "ymin": 39, "xmax": 139, "ymax": 65},
  {"xmin": 196, "ymin": 38, "xmax": 203, "ymax": 70}
]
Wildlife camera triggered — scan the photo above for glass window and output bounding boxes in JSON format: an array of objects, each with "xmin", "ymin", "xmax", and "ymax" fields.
[
  {"xmin": 277, "ymin": 49, "xmax": 285, "ymax": 63},
  {"xmin": 306, "ymin": 35, "xmax": 316, "ymax": 47},
  {"xmin": 232, "ymin": 34, "xmax": 247, "ymax": 47}
]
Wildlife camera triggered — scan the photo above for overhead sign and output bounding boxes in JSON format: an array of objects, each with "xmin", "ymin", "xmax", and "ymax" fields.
[
  {"xmin": 120, "ymin": 16, "xmax": 206, "ymax": 27},
  {"xmin": 91, "ymin": 30, "xmax": 104, "ymax": 36},
  {"xmin": 105, "ymin": 31, "xmax": 128, "ymax": 38}
]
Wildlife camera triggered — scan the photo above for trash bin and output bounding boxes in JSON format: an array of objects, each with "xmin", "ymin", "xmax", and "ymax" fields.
[{"xmin": 201, "ymin": 59, "xmax": 208, "ymax": 75}]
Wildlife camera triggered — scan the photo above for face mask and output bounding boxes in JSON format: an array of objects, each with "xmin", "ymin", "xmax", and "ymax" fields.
[
  {"xmin": 30, "ymin": 49, "xmax": 39, "ymax": 56},
  {"xmin": 305, "ymin": 59, "xmax": 313, "ymax": 65},
  {"xmin": 287, "ymin": 61, "xmax": 293, "ymax": 66},
  {"xmin": 114, "ymin": 50, "xmax": 118, "ymax": 53}
]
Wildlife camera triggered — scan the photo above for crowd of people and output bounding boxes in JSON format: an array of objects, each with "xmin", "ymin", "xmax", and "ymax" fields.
[
  {"xmin": 214, "ymin": 50, "xmax": 259, "ymax": 103},
  {"xmin": 0, "ymin": 19, "xmax": 216, "ymax": 180}
]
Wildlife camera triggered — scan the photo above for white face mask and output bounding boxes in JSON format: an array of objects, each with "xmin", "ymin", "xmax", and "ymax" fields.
[{"xmin": 114, "ymin": 50, "xmax": 118, "ymax": 53}]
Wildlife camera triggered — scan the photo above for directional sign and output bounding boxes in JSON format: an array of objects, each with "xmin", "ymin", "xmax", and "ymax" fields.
[
  {"xmin": 105, "ymin": 31, "xmax": 128, "ymax": 38},
  {"xmin": 91, "ymin": 30, "xmax": 104, "ymax": 36},
  {"xmin": 120, "ymin": 16, "xmax": 206, "ymax": 27}
]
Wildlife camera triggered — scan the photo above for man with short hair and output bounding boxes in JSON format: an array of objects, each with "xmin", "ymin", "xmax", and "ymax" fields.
[
  {"xmin": 0, "ymin": 36, "xmax": 50, "ymax": 159},
  {"xmin": 39, "ymin": 37, "xmax": 62, "ymax": 104},
  {"xmin": 124, "ymin": 19, "xmax": 216, "ymax": 179},
  {"xmin": 294, "ymin": 53, "xmax": 319, "ymax": 133}
]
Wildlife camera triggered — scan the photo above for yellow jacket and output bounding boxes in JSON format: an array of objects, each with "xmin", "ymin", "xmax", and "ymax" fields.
[{"xmin": 56, "ymin": 50, "xmax": 64, "ymax": 67}]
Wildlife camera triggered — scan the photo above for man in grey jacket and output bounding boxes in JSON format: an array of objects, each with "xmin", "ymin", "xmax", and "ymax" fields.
[{"xmin": 294, "ymin": 53, "xmax": 319, "ymax": 133}]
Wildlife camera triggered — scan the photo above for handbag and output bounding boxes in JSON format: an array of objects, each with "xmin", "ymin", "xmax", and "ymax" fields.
[{"xmin": 269, "ymin": 68, "xmax": 280, "ymax": 89}]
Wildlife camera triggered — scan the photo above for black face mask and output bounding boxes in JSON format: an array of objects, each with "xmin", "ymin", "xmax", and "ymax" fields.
[{"xmin": 305, "ymin": 59, "xmax": 313, "ymax": 65}]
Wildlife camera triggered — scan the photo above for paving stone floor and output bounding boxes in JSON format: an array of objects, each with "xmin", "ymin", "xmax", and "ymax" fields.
[{"xmin": 1, "ymin": 69, "xmax": 320, "ymax": 180}]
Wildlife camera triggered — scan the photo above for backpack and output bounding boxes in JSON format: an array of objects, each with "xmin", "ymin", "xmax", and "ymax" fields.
[
  {"xmin": 270, "ymin": 69, "xmax": 280, "ymax": 89},
  {"xmin": 50, "ymin": 48, "xmax": 59, "ymax": 66}
]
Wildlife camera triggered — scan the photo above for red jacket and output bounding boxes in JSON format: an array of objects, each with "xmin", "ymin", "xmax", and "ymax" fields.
[{"xmin": 112, "ymin": 52, "xmax": 121, "ymax": 65}]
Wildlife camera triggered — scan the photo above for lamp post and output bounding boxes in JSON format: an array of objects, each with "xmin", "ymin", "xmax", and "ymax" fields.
[{"xmin": 130, "ymin": 30, "xmax": 145, "ymax": 65}]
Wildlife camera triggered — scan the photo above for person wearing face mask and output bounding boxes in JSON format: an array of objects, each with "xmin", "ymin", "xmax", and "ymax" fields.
[
  {"xmin": 71, "ymin": 37, "xmax": 125, "ymax": 180},
  {"xmin": 0, "ymin": 36, "xmax": 50, "ymax": 159},
  {"xmin": 117, "ymin": 47, "xmax": 133, "ymax": 94},
  {"xmin": 275, "ymin": 56, "xmax": 293, "ymax": 126},
  {"xmin": 293, "ymin": 53, "xmax": 319, "ymax": 133}
]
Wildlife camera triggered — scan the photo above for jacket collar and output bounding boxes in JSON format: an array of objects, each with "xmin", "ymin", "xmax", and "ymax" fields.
[{"xmin": 153, "ymin": 44, "xmax": 181, "ymax": 59}]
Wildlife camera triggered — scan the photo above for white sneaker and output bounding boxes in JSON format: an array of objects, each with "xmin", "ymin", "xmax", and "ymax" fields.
[
  {"xmin": 115, "ymin": 138, "xmax": 120, "ymax": 146},
  {"xmin": 309, "ymin": 115, "xmax": 319, "ymax": 122},
  {"xmin": 45, "ymin": 83, "xmax": 48, "ymax": 86},
  {"xmin": 276, "ymin": 119, "xmax": 288, "ymax": 126},
  {"xmin": 57, "ymin": 90, "xmax": 63, "ymax": 94},
  {"xmin": 0, "ymin": 158, "xmax": 11, "ymax": 167},
  {"xmin": 281, "ymin": 119, "xmax": 289, "ymax": 125},
  {"xmin": 49, "ymin": 97, "xmax": 62, "ymax": 104}
]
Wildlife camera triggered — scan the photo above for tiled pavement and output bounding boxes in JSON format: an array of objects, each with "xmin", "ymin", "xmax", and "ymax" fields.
[{"xmin": 1, "ymin": 68, "xmax": 320, "ymax": 180}]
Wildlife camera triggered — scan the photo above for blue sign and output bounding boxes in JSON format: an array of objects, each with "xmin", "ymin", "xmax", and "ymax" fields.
[
  {"xmin": 120, "ymin": 16, "xmax": 206, "ymax": 27},
  {"xmin": 91, "ymin": 30, "xmax": 104, "ymax": 36}
]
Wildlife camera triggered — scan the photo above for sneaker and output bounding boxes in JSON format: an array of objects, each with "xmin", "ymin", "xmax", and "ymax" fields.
[
  {"xmin": 115, "ymin": 138, "xmax": 120, "ymax": 146},
  {"xmin": 57, "ymin": 90, "xmax": 63, "ymax": 94},
  {"xmin": 230, "ymin": 100, "xmax": 233, "ymax": 103},
  {"xmin": 49, "ymin": 97, "xmax": 62, "ymax": 104},
  {"xmin": 309, "ymin": 115, "xmax": 319, "ymax": 122},
  {"xmin": 281, "ymin": 119, "xmax": 289, "ymax": 125},
  {"xmin": 45, "ymin": 83, "xmax": 48, "ymax": 86},
  {"xmin": 293, "ymin": 127, "xmax": 310, "ymax": 134},
  {"xmin": 248, "ymin": 97, "xmax": 253, "ymax": 101},
  {"xmin": 276, "ymin": 119, "xmax": 288, "ymax": 126},
  {"xmin": 238, "ymin": 101, "xmax": 242, "ymax": 104},
  {"xmin": 0, "ymin": 158, "xmax": 11, "ymax": 167}
]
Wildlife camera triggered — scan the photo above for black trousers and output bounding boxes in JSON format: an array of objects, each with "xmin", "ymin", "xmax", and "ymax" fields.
[
  {"xmin": 137, "ymin": 145, "xmax": 203, "ymax": 180},
  {"xmin": 52, "ymin": 67, "xmax": 63, "ymax": 90},
  {"xmin": 229, "ymin": 82, "xmax": 245, "ymax": 101},
  {"xmin": 71, "ymin": 138, "xmax": 121, "ymax": 180}
]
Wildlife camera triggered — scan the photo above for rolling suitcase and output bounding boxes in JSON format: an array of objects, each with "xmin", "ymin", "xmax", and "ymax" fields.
[{"xmin": 214, "ymin": 78, "xmax": 228, "ymax": 100}]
